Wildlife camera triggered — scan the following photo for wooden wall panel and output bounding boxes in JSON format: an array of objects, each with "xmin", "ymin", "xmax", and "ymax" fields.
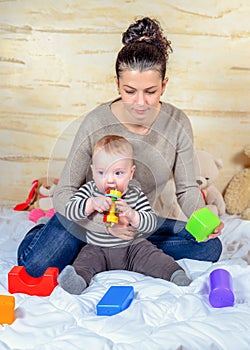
[{"xmin": 0, "ymin": 0, "xmax": 249, "ymax": 207}]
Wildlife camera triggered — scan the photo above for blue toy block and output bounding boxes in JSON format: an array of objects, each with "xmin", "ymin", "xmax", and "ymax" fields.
[{"xmin": 96, "ymin": 286, "xmax": 134, "ymax": 316}]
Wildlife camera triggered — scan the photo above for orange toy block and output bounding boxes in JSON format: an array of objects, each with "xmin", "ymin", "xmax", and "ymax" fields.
[
  {"xmin": 8, "ymin": 266, "xmax": 59, "ymax": 296},
  {"xmin": 0, "ymin": 295, "xmax": 15, "ymax": 325}
]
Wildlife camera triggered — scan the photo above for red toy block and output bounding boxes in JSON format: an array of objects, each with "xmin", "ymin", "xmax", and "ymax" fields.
[
  {"xmin": 0, "ymin": 295, "xmax": 15, "ymax": 325},
  {"xmin": 8, "ymin": 266, "xmax": 59, "ymax": 296}
]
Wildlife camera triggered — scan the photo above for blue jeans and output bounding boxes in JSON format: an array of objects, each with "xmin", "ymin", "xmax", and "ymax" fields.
[
  {"xmin": 17, "ymin": 213, "xmax": 222, "ymax": 277},
  {"xmin": 147, "ymin": 217, "xmax": 222, "ymax": 262}
]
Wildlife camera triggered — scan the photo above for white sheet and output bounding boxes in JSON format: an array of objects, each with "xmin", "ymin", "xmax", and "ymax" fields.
[{"xmin": 0, "ymin": 208, "xmax": 250, "ymax": 350}]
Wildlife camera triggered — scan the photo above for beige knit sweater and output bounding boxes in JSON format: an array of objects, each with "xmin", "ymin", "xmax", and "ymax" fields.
[{"xmin": 53, "ymin": 100, "xmax": 204, "ymax": 232}]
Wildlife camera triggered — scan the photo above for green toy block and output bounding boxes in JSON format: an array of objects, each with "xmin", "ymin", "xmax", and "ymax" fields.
[{"xmin": 185, "ymin": 208, "xmax": 220, "ymax": 242}]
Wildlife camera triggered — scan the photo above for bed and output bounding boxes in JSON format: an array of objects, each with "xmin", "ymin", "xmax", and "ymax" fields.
[{"xmin": 0, "ymin": 207, "xmax": 250, "ymax": 350}]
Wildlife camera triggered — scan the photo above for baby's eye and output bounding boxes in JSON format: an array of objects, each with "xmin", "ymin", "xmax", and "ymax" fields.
[
  {"xmin": 98, "ymin": 171, "xmax": 104, "ymax": 176},
  {"xmin": 115, "ymin": 171, "xmax": 123, "ymax": 176}
]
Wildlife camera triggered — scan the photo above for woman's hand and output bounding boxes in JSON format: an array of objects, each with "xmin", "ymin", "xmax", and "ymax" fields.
[
  {"xmin": 107, "ymin": 217, "xmax": 138, "ymax": 241},
  {"xmin": 207, "ymin": 221, "xmax": 224, "ymax": 240}
]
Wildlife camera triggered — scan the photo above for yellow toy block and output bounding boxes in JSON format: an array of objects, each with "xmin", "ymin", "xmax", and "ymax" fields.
[{"xmin": 0, "ymin": 295, "xmax": 15, "ymax": 325}]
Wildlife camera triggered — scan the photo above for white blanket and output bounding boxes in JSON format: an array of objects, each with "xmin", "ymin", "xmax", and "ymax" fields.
[{"xmin": 0, "ymin": 208, "xmax": 250, "ymax": 350}]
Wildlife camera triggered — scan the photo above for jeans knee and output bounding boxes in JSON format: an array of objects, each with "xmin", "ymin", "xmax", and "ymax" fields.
[{"xmin": 210, "ymin": 238, "xmax": 223, "ymax": 262}]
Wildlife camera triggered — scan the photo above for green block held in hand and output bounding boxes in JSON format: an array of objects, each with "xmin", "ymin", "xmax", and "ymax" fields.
[{"xmin": 185, "ymin": 208, "xmax": 220, "ymax": 242}]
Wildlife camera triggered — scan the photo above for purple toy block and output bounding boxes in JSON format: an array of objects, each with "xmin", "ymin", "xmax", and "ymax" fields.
[{"xmin": 209, "ymin": 269, "xmax": 235, "ymax": 308}]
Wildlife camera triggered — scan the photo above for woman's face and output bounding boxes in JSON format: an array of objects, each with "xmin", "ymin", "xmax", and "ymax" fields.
[{"xmin": 116, "ymin": 69, "xmax": 168, "ymax": 122}]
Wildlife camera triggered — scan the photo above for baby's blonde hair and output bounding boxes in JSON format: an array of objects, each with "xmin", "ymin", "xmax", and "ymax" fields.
[{"xmin": 93, "ymin": 135, "xmax": 134, "ymax": 160}]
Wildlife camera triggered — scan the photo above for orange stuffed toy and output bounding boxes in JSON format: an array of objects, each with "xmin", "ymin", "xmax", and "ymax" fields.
[{"xmin": 14, "ymin": 177, "xmax": 58, "ymax": 223}]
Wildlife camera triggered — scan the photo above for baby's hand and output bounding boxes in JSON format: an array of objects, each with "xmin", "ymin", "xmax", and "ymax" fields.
[
  {"xmin": 116, "ymin": 199, "xmax": 139, "ymax": 227},
  {"xmin": 85, "ymin": 196, "xmax": 111, "ymax": 216},
  {"xmin": 116, "ymin": 199, "xmax": 135, "ymax": 220}
]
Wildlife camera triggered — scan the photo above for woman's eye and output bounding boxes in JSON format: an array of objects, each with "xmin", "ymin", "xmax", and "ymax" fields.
[
  {"xmin": 125, "ymin": 90, "xmax": 135, "ymax": 94},
  {"xmin": 147, "ymin": 91, "xmax": 156, "ymax": 95}
]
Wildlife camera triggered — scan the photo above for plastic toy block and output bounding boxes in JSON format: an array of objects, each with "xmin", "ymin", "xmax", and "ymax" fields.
[
  {"xmin": 103, "ymin": 189, "xmax": 122, "ymax": 226},
  {"xmin": 96, "ymin": 286, "xmax": 134, "ymax": 316},
  {"xmin": 8, "ymin": 266, "xmax": 59, "ymax": 296},
  {"xmin": 185, "ymin": 208, "xmax": 220, "ymax": 242},
  {"xmin": 103, "ymin": 201, "xmax": 119, "ymax": 225},
  {"xmin": 0, "ymin": 295, "xmax": 15, "ymax": 325},
  {"xmin": 209, "ymin": 269, "xmax": 235, "ymax": 308},
  {"xmin": 105, "ymin": 189, "xmax": 122, "ymax": 200}
]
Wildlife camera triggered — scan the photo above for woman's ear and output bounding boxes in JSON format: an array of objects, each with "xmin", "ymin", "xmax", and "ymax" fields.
[
  {"xmin": 161, "ymin": 77, "xmax": 169, "ymax": 95},
  {"xmin": 115, "ymin": 76, "xmax": 120, "ymax": 94},
  {"xmin": 115, "ymin": 76, "xmax": 119, "ymax": 88}
]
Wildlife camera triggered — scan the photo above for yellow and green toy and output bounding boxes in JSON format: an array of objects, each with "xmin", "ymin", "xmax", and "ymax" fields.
[{"xmin": 103, "ymin": 189, "xmax": 122, "ymax": 227}]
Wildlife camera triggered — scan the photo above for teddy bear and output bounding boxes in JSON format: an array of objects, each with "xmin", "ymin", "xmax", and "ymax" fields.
[
  {"xmin": 14, "ymin": 177, "xmax": 58, "ymax": 224},
  {"xmin": 193, "ymin": 150, "xmax": 226, "ymax": 217},
  {"xmin": 224, "ymin": 145, "xmax": 250, "ymax": 220},
  {"xmin": 153, "ymin": 150, "xmax": 226, "ymax": 220}
]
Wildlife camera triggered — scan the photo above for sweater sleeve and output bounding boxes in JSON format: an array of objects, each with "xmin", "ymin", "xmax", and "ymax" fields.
[
  {"xmin": 173, "ymin": 111, "xmax": 205, "ymax": 217},
  {"xmin": 53, "ymin": 116, "xmax": 93, "ymax": 215},
  {"xmin": 53, "ymin": 105, "xmax": 114, "ymax": 233}
]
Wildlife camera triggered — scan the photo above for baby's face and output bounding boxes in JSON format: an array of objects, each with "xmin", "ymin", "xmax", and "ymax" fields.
[{"xmin": 91, "ymin": 150, "xmax": 135, "ymax": 194}]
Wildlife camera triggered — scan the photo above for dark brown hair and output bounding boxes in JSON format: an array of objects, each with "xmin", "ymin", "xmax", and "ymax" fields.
[{"xmin": 115, "ymin": 17, "xmax": 172, "ymax": 80}]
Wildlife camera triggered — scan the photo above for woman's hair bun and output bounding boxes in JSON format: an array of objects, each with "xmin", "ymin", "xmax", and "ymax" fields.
[{"xmin": 122, "ymin": 17, "xmax": 172, "ymax": 57}]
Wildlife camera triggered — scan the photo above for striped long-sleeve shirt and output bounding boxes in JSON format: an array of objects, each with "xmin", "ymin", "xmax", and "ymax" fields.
[{"xmin": 65, "ymin": 180, "xmax": 157, "ymax": 247}]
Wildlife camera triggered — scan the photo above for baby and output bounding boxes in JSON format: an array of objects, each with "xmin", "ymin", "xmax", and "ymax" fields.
[{"xmin": 58, "ymin": 135, "xmax": 191, "ymax": 294}]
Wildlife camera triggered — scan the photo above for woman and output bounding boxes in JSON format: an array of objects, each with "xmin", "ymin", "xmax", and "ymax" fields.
[{"xmin": 18, "ymin": 17, "xmax": 223, "ymax": 277}]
